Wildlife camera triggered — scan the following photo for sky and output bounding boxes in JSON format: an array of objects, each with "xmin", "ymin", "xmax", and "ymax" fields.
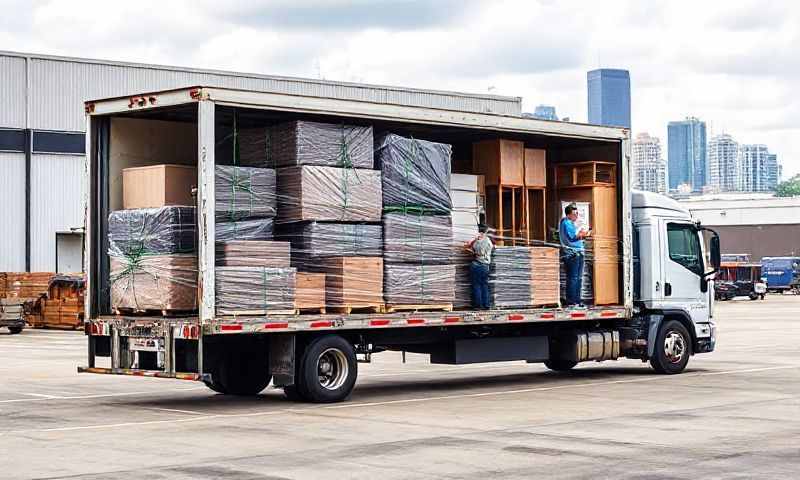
[{"xmin": 1, "ymin": 0, "xmax": 798, "ymax": 177}]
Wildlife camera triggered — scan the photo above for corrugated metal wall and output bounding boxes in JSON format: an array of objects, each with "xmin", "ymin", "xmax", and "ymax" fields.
[
  {"xmin": 29, "ymin": 57, "xmax": 521, "ymax": 131},
  {"xmin": 0, "ymin": 153, "xmax": 26, "ymax": 271},
  {"xmin": 0, "ymin": 56, "xmax": 26, "ymax": 128},
  {"xmin": 29, "ymin": 154, "xmax": 86, "ymax": 271}
]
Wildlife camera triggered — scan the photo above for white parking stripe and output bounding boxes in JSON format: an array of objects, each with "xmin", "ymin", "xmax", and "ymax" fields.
[{"xmin": 2, "ymin": 364, "xmax": 796, "ymax": 436}]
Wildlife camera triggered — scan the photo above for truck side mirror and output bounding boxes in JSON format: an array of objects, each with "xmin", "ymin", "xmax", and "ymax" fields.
[{"xmin": 710, "ymin": 235, "xmax": 721, "ymax": 271}]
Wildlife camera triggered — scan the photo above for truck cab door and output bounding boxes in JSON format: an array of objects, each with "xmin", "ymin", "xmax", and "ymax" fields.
[{"xmin": 660, "ymin": 220, "xmax": 710, "ymax": 324}]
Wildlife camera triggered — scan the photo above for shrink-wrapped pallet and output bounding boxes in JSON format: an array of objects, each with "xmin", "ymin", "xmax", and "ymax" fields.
[
  {"xmin": 384, "ymin": 264, "xmax": 456, "ymax": 305},
  {"xmin": 277, "ymin": 166, "xmax": 382, "ymax": 223},
  {"xmin": 216, "ymin": 267, "xmax": 296, "ymax": 314},
  {"xmin": 376, "ymin": 134, "xmax": 452, "ymax": 212},
  {"xmin": 382, "ymin": 213, "xmax": 452, "ymax": 264},
  {"xmin": 453, "ymin": 263, "xmax": 473, "ymax": 308},
  {"xmin": 531, "ymin": 247, "xmax": 560, "ymax": 306},
  {"xmin": 110, "ymin": 255, "xmax": 197, "ymax": 311},
  {"xmin": 108, "ymin": 207, "xmax": 196, "ymax": 255},
  {"xmin": 215, "ymin": 165, "xmax": 277, "ymax": 221},
  {"xmin": 238, "ymin": 127, "xmax": 274, "ymax": 168},
  {"xmin": 216, "ymin": 217, "xmax": 274, "ymax": 242},
  {"xmin": 216, "ymin": 241, "xmax": 291, "ymax": 268},
  {"xmin": 277, "ymin": 222, "xmax": 382, "ymax": 270},
  {"xmin": 270, "ymin": 120, "xmax": 374, "ymax": 168},
  {"xmin": 490, "ymin": 247, "xmax": 533, "ymax": 308}
]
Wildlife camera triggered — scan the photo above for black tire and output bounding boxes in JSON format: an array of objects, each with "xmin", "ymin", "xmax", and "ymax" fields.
[
  {"xmin": 8, "ymin": 326, "xmax": 23, "ymax": 334},
  {"xmin": 650, "ymin": 320, "xmax": 692, "ymax": 374},
  {"xmin": 283, "ymin": 384, "xmax": 305, "ymax": 401},
  {"xmin": 544, "ymin": 358, "xmax": 578, "ymax": 371},
  {"xmin": 749, "ymin": 293, "xmax": 758, "ymax": 300},
  {"xmin": 206, "ymin": 343, "xmax": 271, "ymax": 395},
  {"xmin": 297, "ymin": 335, "xmax": 357, "ymax": 403},
  {"xmin": 203, "ymin": 378, "xmax": 227, "ymax": 394}
]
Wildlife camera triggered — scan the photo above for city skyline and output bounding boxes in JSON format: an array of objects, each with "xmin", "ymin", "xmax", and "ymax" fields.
[{"xmin": 668, "ymin": 117, "xmax": 708, "ymax": 192}]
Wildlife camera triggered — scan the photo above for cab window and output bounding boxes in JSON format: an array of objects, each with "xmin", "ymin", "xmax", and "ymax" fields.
[{"xmin": 667, "ymin": 223, "xmax": 702, "ymax": 276}]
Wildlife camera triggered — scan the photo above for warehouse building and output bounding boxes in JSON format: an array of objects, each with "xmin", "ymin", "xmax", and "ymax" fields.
[
  {"xmin": 0, "ymin": 50, "xmax": 521, "ymax": 273},
  {"xmin": 681, "ymin": 194, "xmax": 800, "ymax": 261}
]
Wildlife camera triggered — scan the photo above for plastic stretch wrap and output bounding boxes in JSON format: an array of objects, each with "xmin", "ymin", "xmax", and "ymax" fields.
[
  {"xmin": 216, "ymin": 218, "xmax": 274, "ymax": 242},
  {"xmin": 215, "ymin": 165, "xmax": 277, "ymax": 221},
  {"xmin": 271, "ymin": 120, "xmax": 374, "ymax": 168},
  {"xmin": 108, "ymin": 207, "xmax": 196, "ymax": 255},
  {"xmin": 216, "ymin": 267, "xmax": 296, "ymax": 314},
  {"xmin": 491, "ymin": 247, "xmax": 534, "ymax": 308},
  {"xmin": 453, "ymin": 263, "xmax": 473, "ymax": 308},
  {"xmin": 277, "ymin": 222, "xmax": 382, "ymax": 269},
  {"xmin": 382, "ymin": 213, "xmax": 452, "ymax": 265},
  {"xmin": 216, "ymin": 241, "xmax": 291, "ymax": 268},
  {"xmin": 108, "ymin": 206, "xmax": 198, "ymax": 311},
  {"xmin": 238, "ymin": 127, "xmax": 274, "ymax": 168},
  {"xmin": 110, "ymin": 255, "xmax": 197, "ymax": 311},
  {"xmin": 376, "ymin": 134, "xmax": 452, "ymax": 212},
  {"xmin": 384, "ymin": 264, "xmax": 455, "ymax": 305},
  {"xmin": 277, "ymin": 166, "xmax": 382, "ymax": 223}
]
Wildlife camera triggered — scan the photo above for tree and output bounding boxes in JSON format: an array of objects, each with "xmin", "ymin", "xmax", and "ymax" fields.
[{"xmin": 775, "ymin": 174, "xmax": 800, "ymax": 197}]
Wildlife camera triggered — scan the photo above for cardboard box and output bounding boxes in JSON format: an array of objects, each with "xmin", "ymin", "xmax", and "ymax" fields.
[{"xmin": 123, "ymin": 164, "xmax": 196, "ymax": 209}]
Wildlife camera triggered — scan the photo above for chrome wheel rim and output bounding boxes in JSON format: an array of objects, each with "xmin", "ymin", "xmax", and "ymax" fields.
[
  {"xmin": 317, "ymin": 348, "xmax": 348, "ymax": 390},
  {"xmin": 663, "ymin": 331, "xmax": 686, "ymax": 364}
]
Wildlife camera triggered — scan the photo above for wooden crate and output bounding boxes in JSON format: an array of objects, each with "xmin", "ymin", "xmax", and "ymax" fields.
[
  {"xmin": 295, "ymin": 272, "xmax": 326, "ymax": 312},
  {"xmin": 317, "ymin": 257, "xmax": 383, "ymax": 310},
  {"xmin": 472, "ymin": 139, "xmax": 524, "ymax": 187},
  {"xmin": 3, "ymin": 272, "xmax": 54, "ymax": 299},
  {"xmin": 530, "ymin": 247, "xmax": 560, "ymax": 306}
]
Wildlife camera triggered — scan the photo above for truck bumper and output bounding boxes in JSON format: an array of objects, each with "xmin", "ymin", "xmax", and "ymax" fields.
[{"xmin": 695, "ymin": 322, "xmax": 716, "ymax": 353}]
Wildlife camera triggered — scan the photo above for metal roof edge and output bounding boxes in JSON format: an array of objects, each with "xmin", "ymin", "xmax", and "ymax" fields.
[{"xmin": 0, "ymin": 49, "xmax": 522, "ymax": 104}]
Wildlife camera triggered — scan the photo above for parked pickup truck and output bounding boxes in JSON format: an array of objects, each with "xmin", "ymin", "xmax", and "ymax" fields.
[{"xmin": 79, "ymin": 85, "xmax": 720, "ymax": 402}]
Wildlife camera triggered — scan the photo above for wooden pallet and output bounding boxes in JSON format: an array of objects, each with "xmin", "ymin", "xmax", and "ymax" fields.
[
  {"xmin": 326, "ymin": 304, "xmax": 384, "ymax": 315},
  {"xmin": 383, "ymin": 303, "xmax": 453, "ymax": 313},
  {"xmin": 296, "ymin": 306, "xmax": 327, "ymax": 315},
  {"xmin": 217, "ymin": 309, "xmax": 298, "ymax": 317}
]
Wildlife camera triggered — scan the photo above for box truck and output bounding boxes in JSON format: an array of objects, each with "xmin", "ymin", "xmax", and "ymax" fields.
[{"xmin": 79, "ymin": 86, "xmax": 720, "ymax": 402}]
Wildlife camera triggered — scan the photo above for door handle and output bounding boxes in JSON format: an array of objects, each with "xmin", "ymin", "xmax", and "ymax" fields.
[{"xmin": 665, "ymin": 282, "xmax": 672, "ymax": 297}]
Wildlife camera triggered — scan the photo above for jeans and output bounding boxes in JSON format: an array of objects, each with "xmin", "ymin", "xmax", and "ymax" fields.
[
  {"xmin": 470, "ymin": 261, "xmax": 491, "ymax": 309},
  {"xmin": 563, "ymin": 252, "xmax": 585, "ymax": 306}
]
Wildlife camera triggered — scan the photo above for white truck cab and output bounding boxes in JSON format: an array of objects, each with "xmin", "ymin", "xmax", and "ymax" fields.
[{"xmin": 631, "ymin": 190, "xmax": 720, "ymax": 372}]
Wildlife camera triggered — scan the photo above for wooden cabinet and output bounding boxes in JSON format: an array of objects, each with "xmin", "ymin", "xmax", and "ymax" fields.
[
  {"xmin": 524, "ymin": 148, "xmax": 546, "ymax": 187},
  {"xmin": 472, "ymin": 139, "xmax": 524, "ymax": 186}
]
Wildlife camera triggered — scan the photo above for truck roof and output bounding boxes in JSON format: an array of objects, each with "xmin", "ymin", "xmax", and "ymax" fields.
[{"xmin": 631, "ymin": 190, "xmax": 691, "ymax": 218}]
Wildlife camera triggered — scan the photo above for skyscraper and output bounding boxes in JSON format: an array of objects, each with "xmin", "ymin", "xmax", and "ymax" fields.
[
  {"xmin": 531, "ymin": 105, "xmax": 558, "ymax": 121},
  {"xmin": 667, "ymin": 117, "xmax": 707, "ymax": 192},
  {"xmin": 632, "ymin": 132, "xmax": 666, "ymax": 194},
  {"xmin": 587, "ymin": 69, "xmax": 631, "ymax": 128},
  {"xmin": 739, "ymin": 145, "xmax": 779, "ymax": 192},
  {"xmin": 707, "ymin": 134, "xmax": 739, "ymax": 192}
]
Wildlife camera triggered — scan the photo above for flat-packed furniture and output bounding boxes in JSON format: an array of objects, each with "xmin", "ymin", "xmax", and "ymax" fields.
[
  {"xmin": 295, "ymin": 272, "xmax": 326, "ymax": 313},
  {"xmin": 215, "ymin": 241, "xmax": 291, "ymax": 268},
  {"xmin": 531, "ymin": 246, "xmax": 560, "ymax": 306},
  {"xmin": 110, "ymin": 255, "xmax": 198, "ymax": 312},
  {"xmin": 384, "ymin": 264, "xmax": 456, "ymax": 309},
  {"xmin": 316, "ymin": 257, "xmax": 384, "ymax": 314},
  {"xmin": 216, "ymin": 267, "xmax": 296, "ymax": 315},
  {"xmin": 271, "ymin": 120, "xmax": 374, "ymax": 169}
]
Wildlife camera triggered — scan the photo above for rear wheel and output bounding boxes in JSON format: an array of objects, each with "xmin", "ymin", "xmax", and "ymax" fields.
[
  {"xmin": 204, "ymin": 342, "xmax": 271, "ymax": 395},
  {"xmin": 297, "ymin": 335, "xmax": 357, "ymax": 403},
  {"xmin": 8, "ymin": 326, "xmax": 23, "ymax": 334},
  {"xmin": 544, "ymin": 358, "xmax": 578, "ymax": 372},
  {"xmin": 650, "ymin": 320, "xmax": 692, "ymax": 374}
]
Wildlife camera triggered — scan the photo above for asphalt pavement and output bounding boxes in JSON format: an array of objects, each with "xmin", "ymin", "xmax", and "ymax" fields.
[{"xmin": 2, "ymin": 295, "xmax": 799, "ymax": 479}]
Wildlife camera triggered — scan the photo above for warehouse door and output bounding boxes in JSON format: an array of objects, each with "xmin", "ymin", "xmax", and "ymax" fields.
[{"xmin": 56, "ymin": 232, "xmax": 84, "ymax": 274}]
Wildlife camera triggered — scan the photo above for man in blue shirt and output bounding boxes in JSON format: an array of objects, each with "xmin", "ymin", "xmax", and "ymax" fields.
[{"xmin": 560, "ymin": 204, "xmax": 591, "ymax": 306}]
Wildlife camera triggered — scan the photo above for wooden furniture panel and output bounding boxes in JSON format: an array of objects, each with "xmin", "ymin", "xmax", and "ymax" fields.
[
  {"xmin": 524, "ymin": 148, "xmax": 546, "ymax": 187},
  {"xmin": 472, "ymin": 139, "xmax": 524, "ymax": 186}
]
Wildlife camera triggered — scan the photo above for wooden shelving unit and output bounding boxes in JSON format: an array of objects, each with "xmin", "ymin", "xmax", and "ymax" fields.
[{"xmin": 555, "ymin": 161, "xmax": 619, "ymax": 305}]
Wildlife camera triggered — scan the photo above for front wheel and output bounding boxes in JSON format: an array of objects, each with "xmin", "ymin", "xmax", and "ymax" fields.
[
  {"xmin": 749, "ymin": 293, "xmax": 758, "ymax": 300},
  {"xmin": 8, "ymin": 326, "xmax": 23, "ymax": 334},
  {"xmin": 297, "ymin": 335, "xmax": 357, "ymax": 403},
  {"xmin": 650, "ymin": 320, "xmax": 692, "ymax": 374}
]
